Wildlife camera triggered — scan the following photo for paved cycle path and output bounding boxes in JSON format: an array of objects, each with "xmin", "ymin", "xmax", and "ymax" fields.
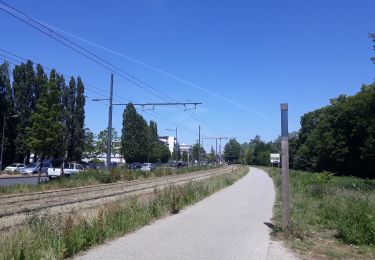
[{"xmin": 76, "ymin": 167, "xmax": 298, "ymax": 260}]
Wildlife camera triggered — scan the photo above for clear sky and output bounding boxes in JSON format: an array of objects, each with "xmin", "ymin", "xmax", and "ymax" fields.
[{"xmin": 1, "ymin": 0, "xmax": 374, "ymax": 151}]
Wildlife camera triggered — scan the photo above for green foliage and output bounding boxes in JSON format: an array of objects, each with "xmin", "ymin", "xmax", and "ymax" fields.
[
  {"xmin": 13, "ymin": 60, "xmax": 35, "ymax": 162},
  {"xmin": 267, "ymin": 168, "xmax": 375, "ymax": 248},
  {"xmin": 290, "ymin": 83, "xmax": 375, "ymax": 177},
  {"xmin": 0, "ymin": 167, "xmax": 247, "ymax": 259},
  {"xmin": 192, "ymin": 143, "xmax": 205, "ymax": 162},
  {"xmin": 223, "ymin": 138, "xmax": 241, "ymax": 163},
  {"xmin": 1, "ymin": 60, "xmax": 86, "ymax": 163},
  {"xmin": 121, "ymin": 103, "xmax": 149, "ymax": 163},
  {"xmin": 207, "ymin": 146, "xmax": 216, "ymax": 163},
  {"xmin": 0, "ymin": 61, "xmax": 17, "ymax": 167},
  {"xmin": 95, "ymin": 128, "xmax": 119, "ymax": 156}
]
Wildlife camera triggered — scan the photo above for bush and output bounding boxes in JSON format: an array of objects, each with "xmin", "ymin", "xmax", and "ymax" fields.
[{"xmin": 337, "ymin": 198, "xmax": 375, "ymax": 245}]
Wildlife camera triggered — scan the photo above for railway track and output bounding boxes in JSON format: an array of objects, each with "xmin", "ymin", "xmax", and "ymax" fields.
[{"xmin": 0, "ymin": 165, "xmax": 236, "ymax": 219}]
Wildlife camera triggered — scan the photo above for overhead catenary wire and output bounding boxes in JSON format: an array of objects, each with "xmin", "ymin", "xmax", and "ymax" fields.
[
  {"xmin": 0, "ymin": 52, "xmax": 199, "ymax": 137},
  {"xmin": 0, "ymin": 1, "xmax": 228, "ymax": 140},
  {"xmin": 0, "ymin": 2, "xmax": 216, "ymax": 129}
]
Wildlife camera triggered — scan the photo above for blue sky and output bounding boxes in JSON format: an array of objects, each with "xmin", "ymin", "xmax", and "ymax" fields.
[{"xmin": 1, "ymin": 0, "xmax": 374, "ymax": 151}]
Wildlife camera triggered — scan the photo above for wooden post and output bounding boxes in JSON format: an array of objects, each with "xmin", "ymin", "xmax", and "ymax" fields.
[{"xmin": 280, "ymin": 103, "xmax": 290, "ymax": 228}]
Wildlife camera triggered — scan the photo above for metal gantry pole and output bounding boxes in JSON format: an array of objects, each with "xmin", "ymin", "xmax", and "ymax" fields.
[
  {"xmin": 0, "ymin": 116, "xmax": 5, "ymax": 170},
  {"xmin": 280, "ymin": 103, "xmax": 290, "ymax": 228},
  {"xmin": 175, "ymin": 127, "xmax": 178, "ymax": 162},
  {"xmin": 106, "ymin": 74, "xmax": 114, "ymax": 171},
  {"xmin": 198, "ymin": 125, "xmax": 201, "ymax": 166}
]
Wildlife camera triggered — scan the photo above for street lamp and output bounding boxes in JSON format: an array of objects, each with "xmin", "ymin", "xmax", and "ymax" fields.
[
  {"xmin": 0, "ymin": 114, "xmax": 19, "ymax": 170},
  {"xmin": 166, "ymin": 127, "xmax": 178, "ymax": 162}
]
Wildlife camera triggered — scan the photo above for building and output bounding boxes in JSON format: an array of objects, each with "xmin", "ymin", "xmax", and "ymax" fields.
[
  {"xmin": 159, "ymin": 136, "xmax": 177, "ymax": 154},
  {"xmin": 179, "ymin": 143, "xmax": 192, "ymax": 156},
  {"xmin": 83, "ymin": 139, "xmax": 125, "ymax": 165}
]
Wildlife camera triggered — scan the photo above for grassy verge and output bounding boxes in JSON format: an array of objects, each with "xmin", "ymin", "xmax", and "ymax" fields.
[
  {"xmin": 0, "ymin": 164, "xmax": 222, "ymax": 195},
  {"xmin": 263, "ymin": 167, "xmax": 375, "ymax": 259},
  {"xmin": 0, "ymin": 165, "xmax": 247, "ymax": 259}
]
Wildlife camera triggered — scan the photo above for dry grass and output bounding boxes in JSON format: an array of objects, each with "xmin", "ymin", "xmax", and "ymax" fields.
[
  {"xmin": 0, "ymin": 165, "xmax": 248, "ymax": 259},
  {"xmin": 262, "ymin": 166, "xmax": 375, "ymax": 260}
]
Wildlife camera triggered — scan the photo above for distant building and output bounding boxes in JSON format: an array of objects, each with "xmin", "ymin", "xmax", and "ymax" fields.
[
  {"xmin": 179, "ymin": 143, "xmax": 192, "ymax": 155},
  {"xmin": 83, "ymin": 139, "xmax": 125, "ymax": 165},
  {"xmin": 159, "ymin": 136, "xmax": 177, "ymax": 154}
]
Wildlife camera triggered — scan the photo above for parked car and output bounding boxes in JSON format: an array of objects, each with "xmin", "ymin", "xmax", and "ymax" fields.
[
  {"xmin": 129, "ymin": 162, "xmax": 142, "ymax": 169},
  {"xmin": 141, "ymin": 163, "xmax": 156, "ymax": 171},
  {"xmin": 4, "ymin": 163, "xmax": 26, "ymax": 172},
  {"xmin": 47, "ymin": 162, "xmax": 85, "ymax": 177},
  {"xmin": 177, "ymin": 161, "xmax": 186, "ymax": 168},
  {"xmin": 19, "ymin": 162, "xmax": 51, "ymax": 175}
]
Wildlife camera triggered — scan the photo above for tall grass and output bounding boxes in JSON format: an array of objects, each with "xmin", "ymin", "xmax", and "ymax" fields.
[
  {"xmin": 0, "ymin": 165, "xmax": 222, "ymax": 195},
  {"xmin": 266, "ymin": 168, "xmax": 375, "ymax": 247},
  {"xmin": 0, "ymin": 166, "xmax": 247, "ymax": 259}
]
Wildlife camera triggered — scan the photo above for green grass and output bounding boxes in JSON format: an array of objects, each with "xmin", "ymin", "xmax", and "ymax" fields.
[
  {"xmin": 0, "ymin": 165, "xmax": 248, "ymax": 260},
  {"xmin": 264, "ymin": 167, "xmax": 375, "ymax": 258},
  {"xmin": 0, "ymin": 164, "xmax": 222, "ymax": 195}
]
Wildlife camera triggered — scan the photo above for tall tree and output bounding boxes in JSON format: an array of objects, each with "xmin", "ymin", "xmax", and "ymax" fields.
[
  {"xmin": 27, "ymin": 69, "xmax": 63, "ymax": 159},
  {"xmin": 13, "ymin": 60, "xmax": 35, "ymax": 162},
  {"xmin": 0, "ymin": 62, "xmax": 16, "ymax": 167},
  {"xmin": 73, "ymin": 77, "xmax": 85, "ymax": 160},
  {"xmin": 121, "ymin": 103, "xmax": 149, "ymax": 163},
  {"xmin": 66, "ymin": 77, "xmax": 76, "ymax": 160},
  {"xmin": 223, "ymin": 138, "xmax": 241, "ymax": 163}
]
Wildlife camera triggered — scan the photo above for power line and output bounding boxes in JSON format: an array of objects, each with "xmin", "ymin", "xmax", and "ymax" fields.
[
  {"xmin": 0, "ymin": 2, "xmax": 218, "ymax": 130},
  {"xmin": 0, "ymin": 54, "xmax": 197, "ymax": 137},
  {"xmin": 0, "ymin": 2, "xmax": 228, "ymax": 138}
]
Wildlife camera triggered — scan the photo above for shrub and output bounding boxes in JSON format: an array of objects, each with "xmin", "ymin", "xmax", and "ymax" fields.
[{"xmin": 337, "ymin": 198, "xmax": 375, "ymax": 246}]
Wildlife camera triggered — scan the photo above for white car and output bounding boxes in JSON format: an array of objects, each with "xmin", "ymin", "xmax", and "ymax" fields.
[
  {"xmin": 47, "ymin": 162, "xmax": 85, "ymax": 177},
  {"xmin": 4, "ymin": 163, "xmax": 26, "ymax": 172},
  {"xmin": 141, "ymin": 163, "xmax": 156, "ymax": 171}
]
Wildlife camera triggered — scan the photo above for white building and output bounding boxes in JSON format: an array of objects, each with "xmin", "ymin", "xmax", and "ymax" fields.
[
  {"xmin": 179, "ymin": 143, "xmax": 192, "ymax": 155},
  {"xmin": 159, "ymin": 136, "xmax": 177, "ymax": 154},
  {"xmin": 83, "ymin": 139, "xmax": 125, "ymax": 165}
]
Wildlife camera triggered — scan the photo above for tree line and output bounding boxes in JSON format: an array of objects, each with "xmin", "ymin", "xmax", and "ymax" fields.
[
  {"xmin": 222, "ymin": 83, "xmax": 375, "ymax": 178},
  {"xmin": 0, "ymin": 61, "xmax": 85, "ymax": 167}
]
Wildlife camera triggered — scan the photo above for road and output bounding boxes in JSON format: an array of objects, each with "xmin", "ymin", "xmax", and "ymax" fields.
[{"xmin": 76, "ymin": 167, "xmax": 298, "ymax": 260}]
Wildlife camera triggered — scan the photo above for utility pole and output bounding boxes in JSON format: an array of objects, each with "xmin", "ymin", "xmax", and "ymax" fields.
[
  {"xmin": 198, "ymin": 125, "xmax": 201, "ymax": 166},
  {"xmin": 281, "ymin": 103, "xmax": 290, "ymax": 228},
  {"xmin": 106, "ymin": 74, "xmax": 114, "ymax": 171},
  {"xmin": 166, "ymin": 127, "xmax": 178, "ymax": 162},
  {"xmin": 201, "ymin": 137, "xmax": 231, "ymax": 163}
]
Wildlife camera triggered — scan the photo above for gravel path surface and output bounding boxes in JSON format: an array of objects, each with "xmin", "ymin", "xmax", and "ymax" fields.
[{"xmin": 76, "ymin": 167, "xmax": 298, "ymax": 260}]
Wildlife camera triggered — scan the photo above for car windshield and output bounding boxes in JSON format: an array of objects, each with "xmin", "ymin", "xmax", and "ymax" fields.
[
  {"xmin": 26, "ymin": 163, "xmax": 38, "ymax": 168},
  {"xmin": 9, "ymin": 163, "xmax": 18, "ymax": 167}
]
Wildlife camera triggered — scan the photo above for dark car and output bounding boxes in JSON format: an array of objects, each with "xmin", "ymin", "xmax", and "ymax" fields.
[
  {"xmin": 129, "ymin": 162, "xmax": 142, "ymax": 169},
  {"xmin": 177, "ymin": 161, "xmax": 186, "ymax": 168}
]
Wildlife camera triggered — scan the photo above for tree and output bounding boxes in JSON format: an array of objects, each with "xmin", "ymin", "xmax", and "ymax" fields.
[
  {"xmin": 83, "ymin": 128, "xmax": 96, "ymax": 158},
  {"xmin": 27, "ymin": 69, "xmax": 63, "ymax": 159},
  {"xmin": 0, "ymin": 61, "xmax": 16, "ymax": 167},
  {"xmin": 207, "ymin": 146, "xmax": 216, "ymax": 163},
  {"xmin": 121, "ymin": 103, "xmax": 149, "ymax": 163},
  {"xmin": 370, "ymin": 33, "xmax": 375, "ymax": 64},
  {"xmin": 66, "ymin": 77, "xmax": 76, "ymax": 160},
  {"xmin": 72, "ymin": 77, "xmax": 85, "ymax": 160},
  {"xmin": 13, "ymin": 60, "xmax": 35, "ymax": 162},
  {"xmin": 223, "ymin": 138, "xmax": 241, "ymax": 163},
  {"xmin": 96, "ymin": 128, "xmax": 118, "ymax": 156},
  {"xmin": 243, "ymin": 148, "xmax": 252, "ymax": 165},
  {"xmin": 182, "ymin": 151, "xmax": 188, "ymax": 162},
  {"xmin": 192, "ymin": 143, "xmax": 205, "ymax": 162}
]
